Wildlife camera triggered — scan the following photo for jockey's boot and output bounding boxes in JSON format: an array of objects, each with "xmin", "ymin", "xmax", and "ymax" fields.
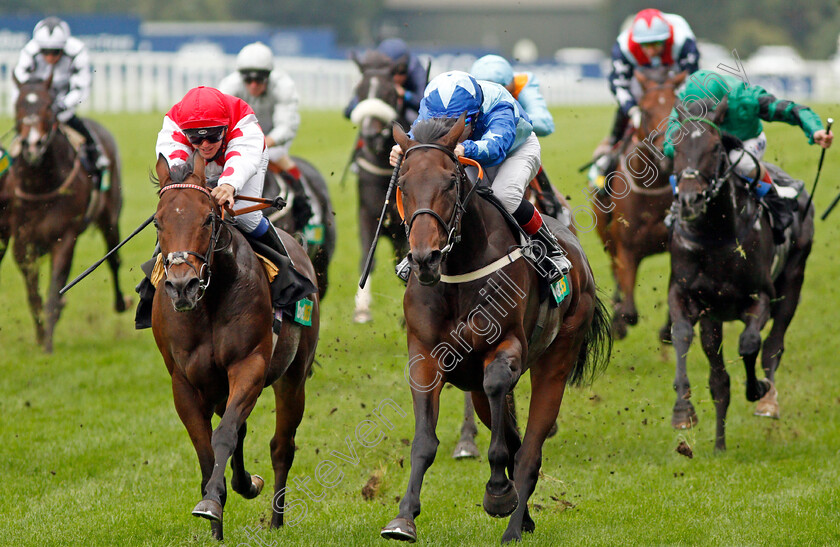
[
  {"xmin": 534, "ymin": 166, "xmax": 563, "ymax": 217},
  {"xmin": 751, "ymin": 166, "xmax": 795, "ymax": 245},
  {"xmin": 280, "ymin": 166, "xmax": 314, "ymax": 231},
  {"xmin": 82, "ymin": 141, "xmax": 109, "ymax": 192},
  {"xmin": 529, "ymin": 223, "xmax": 572, "ymax": 284},
  {"xmin": 134, "ymin": 245, "xmax": 160, "ymax": 330},
  {"xmin": 250, "ymin": 221, "xmax": 317, "ymax": 308}
]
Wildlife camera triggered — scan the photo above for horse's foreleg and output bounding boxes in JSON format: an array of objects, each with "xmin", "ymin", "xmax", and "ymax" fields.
[
  {"xmin": 14, "ymin": 242, "xmax": 45, "ymax": 347},
  {"xmin": 381, "ymin": 355, "xmax": 443, "ymax": 543},
  {"xmin": 670, "ymin": 287, "xmax": 698, "ymax": 429},
  {"xmin": 452, "ymin": 391, "xmax": 479, "ymax": 459},
  {"xmin": 97, "ymin": 216, "xmax": 129, "ymax": 313},
  {"xmin": 193, "ymin": 356, "xmax": 265, "ymax": 531},
  {"xmin": 613, "ymin": 246, "xmax": 640, "ymax": 330},
  {"xmin": 171, "ymin": 373, "xmax": 219, "ymax": 540},
  {"xmin": 699, "ymin": 318, "xmax": 729, "ymax": 451},
  {"xmin": 229, "ymin": 421, "xmax": 264, "ymax": 500},
  {"xmin": 44, "ymin": 235, "xmax": 77, "ymax": 353},
  {"xmin": 268, "ymin": 369, "xmax": 306, "ymax": 529},
  {"xmin": 740, "ymin": 293, "xmax": 771, "ymax": 403},
  {"xmin": 354, "ymin": 189, "xmax": 378, "ymax": 324},
  {"xmin": 481, "ymin": 338, "xmax": 522, "ymax": 519}
]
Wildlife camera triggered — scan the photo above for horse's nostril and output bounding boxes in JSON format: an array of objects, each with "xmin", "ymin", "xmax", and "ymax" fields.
[
  {"xmin": 184, "ymin": 277, "xmax": 201, "ymax": 298},
  {"xmin": 428, "ymin": 250, "xmax": 442, "ymax": 265}
]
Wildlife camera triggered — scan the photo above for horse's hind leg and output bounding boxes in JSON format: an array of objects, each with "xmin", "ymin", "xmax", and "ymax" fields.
[
  {"xmin": 171, "ymin": 374, "xmax": 220, "ymax": 540},
  {"xmin": 611, "ymin": 247, "xmax": 640, "ymax": 339},
  {"xmin": 452, "ymin": 392, "xmax": 480, "ymax": 459},
  {"xmin": 97, "ymin": 211, "xmax": 129, "ymax": 312},
  {"xmin": 230, "ymin": 421, "xmax": 264, "ymax": 500},
  {"xmin": 14, "ymin": 242, "xmax": 45, "ymax": 346},
  {"xmin": 739, "ymin": 294, "xmax": 772, "ymax": 403},
  {"xmin": 43, "ymin": 234, "xmax": 78, "ymax": 352},
  {"xmin": 699, "ymin": 318, "xmax": 730, "ymax": 451},
  {"xmin": 268, "ymin": 371, "xmax": 306, "ymax": 528}
]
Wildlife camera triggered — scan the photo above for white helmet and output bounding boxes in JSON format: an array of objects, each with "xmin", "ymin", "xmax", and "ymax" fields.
[
  {"xmin": 33, "ymin": 17, "xmax": 71, "ymax": 50},
  {"xmin": 236, "ymin": 42, "xmax": 274, "ymax": 72}
]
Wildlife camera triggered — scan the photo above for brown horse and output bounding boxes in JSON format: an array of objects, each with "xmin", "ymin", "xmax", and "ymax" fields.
[
  {"xmin": 151, "ymin": 155, "xmax": 320, "ymax": 540},
  {"xmin": 592, "ymin": 67, "xmax": 686, "ymax": 340},
  {"xmin": 348, "ymin": 49, "xmax": 411, "ymax": 323},
  {"xmin": 668, "ymin": 98, "xmax": 813, "ymax": 450},
  {"xmin": 380, "ymin": 115, "xmax": 611, "ymax": 543},
  {"xmin": 5, "ymin": 75, "xmax": 128, "ymax": 352}
]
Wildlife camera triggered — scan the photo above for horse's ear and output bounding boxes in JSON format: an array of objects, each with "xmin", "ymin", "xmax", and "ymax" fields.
[
  {"xmin": 635, "ymin": 70, "xmax": 650, "ymax": 88},
  {"xmin": 671, "ymin": 70, "xmax": 688, "ymax": 87},
  {"xmin": 440, "ymin": 112, "xmax": 467, "ymax": 149},
  {"xmin": 393, "ymin": 121, "xmax": 412, "ymax": 151},
  {"xmin": 155, "ymin": 154, "xmax": 171, "ymax": 187},
  {"xmin": 193, "ymin": 154, "xmax": 206, "ymax": 183},
  {"xmin": 712, "ymin": 95, "xmax": 729, "ymax": 125}
]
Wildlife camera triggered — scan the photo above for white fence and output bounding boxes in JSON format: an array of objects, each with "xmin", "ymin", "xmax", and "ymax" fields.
[{"xmin": 0, "ymin": 51, "xmax": 838, "ymax": 115}]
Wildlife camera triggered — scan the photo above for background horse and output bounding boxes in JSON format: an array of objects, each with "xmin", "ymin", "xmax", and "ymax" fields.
[
  {"xmin": 593, "ymin": 67, "xmax": 686, "ymax": 340},
  {"xmin": 261, "ymin": 155, "xmax": 336, "ymax": 299},
  {"xmin": 380, "ymin": 115, "xmax": 611, "ymax": 543},
  {"xmin": 668, "ymin": 98, "xmax": 813, "ymax": 450},
  {"xmin": 347, "ymin": 49, "xmax": 410, "ymax": 323},
  {"xmin": 151, "ymin": 155, "xmax": 320, "ymax": 540},
  {"xmin": 5, "ymin": 75, "xmax": 128, "ymax": 352}
]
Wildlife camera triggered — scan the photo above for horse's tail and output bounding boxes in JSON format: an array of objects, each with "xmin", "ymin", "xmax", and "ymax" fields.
[{"xmin": 568, "ymin": 290, "xmax": 613, "ymax": 387}]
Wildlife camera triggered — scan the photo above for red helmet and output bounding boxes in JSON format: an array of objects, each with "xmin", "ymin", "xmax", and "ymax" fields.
[{"xmin": 171, "ymin": 87, "xmax": 230, "ymax": 130}]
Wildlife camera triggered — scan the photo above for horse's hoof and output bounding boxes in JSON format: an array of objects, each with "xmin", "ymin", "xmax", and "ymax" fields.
[
  {"xmin": 747, "ymin": 377, "xmax": 772, "ymax": 402},
  {"xmin": 192, "ymin": 499, "xmax": 223, "ymax": 522},
  {"xmin": 353, "ymin": 309, "xmax": 372, "ymax": 324},
  {"xmin": 521, "ymin": 512, "xmax": 536, "ymax": 533},
  {"xmin": 659, "ymin": 325, "xmax": 673, "ymax": 345},
  {"xmin": 240, "ymin": 474, "xmax": 264, "ymax": 499},
  {"xmin": 546, "ymin": 420, "xmax": 559, "ymax": 438},
  {"xmin": 381, "ymin": 517, "xmax": 417, "ymax": 542},
  {"xmin": 116, "ymin": 295, "xmax": 132, "ymax": 313},
  {"xmin": 452, "ymin": 439, "xmax": 479, "ymax": 459},
  {"xmin": 671, "ymin": 405, "xmax": 698, "ymax": 429},
  {"xmin": 211, "ymin": 520, "xmax": 223, "ymax": 541},
  {"xmin": 611, "ymin": 320, "xmax": 627, "ymax": 340},
  {"xmin": 754, "ymin": 381, "xmax": 779, "ymax": 419},
  {"xmin": 501, "ymin": 527, "xmax": 522, "ymax": 544},
  {"xmin": 483, "ymin": 482, "xmax": 519, "ymax": 518}
]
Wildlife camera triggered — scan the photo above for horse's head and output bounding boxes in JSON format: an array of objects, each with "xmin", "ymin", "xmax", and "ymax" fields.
[
  {"xmin": 154, "ymin": 154, "xmax": 221, "ymax": 312},
  {"xmin": 635, "ymin": 67, "xmax": 686, "ymax": 145},
  {"xmin": 13, "ymin": 74, "xmax": 58, "ymax": 165},
  {"xmin": 393, "ymin": 113, "xmax": 471, "ymax": 285},
  {"xmin": 672, "ymin": 97, "xmax": 730, "ymax": 222},
  {"xmin": 350, "ymin": 50, "xmax": 403, "ymax": 155}
]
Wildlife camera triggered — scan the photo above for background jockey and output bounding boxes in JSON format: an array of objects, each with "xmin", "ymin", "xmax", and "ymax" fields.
[
  {"xmin": 218, "ymin": 41, "xmax": 313, "ymax": 231},
  {"xmin": 663, "ymin": 69, "xmax": 833, "ymax": 243},
  {"xmin": 135, "ymin": 86, "xmax": 314, "ymax": 329},
  {"xmin": 470, "ymin": 54, "xmax": 562, "ymax": 216},
  {"xmin": 13, "ymin": 16, "xmax": 108, "ymax": 190},
  {"xmin": 589, "ymin": 8, "xmax": 699, "ymax": 188},
  {"xmin": 388, "ymin": 71, "xmax": 570, "ymax": 284},
  {"xmin": 344, "ymin": 37, "xmax": 427, "ymax": 124}
]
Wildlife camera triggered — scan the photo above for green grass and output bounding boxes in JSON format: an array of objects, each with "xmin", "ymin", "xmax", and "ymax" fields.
[{"xmin": 1, "ymin": 105, "xmax": 839, "ymax": 546}]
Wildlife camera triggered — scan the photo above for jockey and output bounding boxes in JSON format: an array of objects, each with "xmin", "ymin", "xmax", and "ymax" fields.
[
  {"xmin": 470, "ymin": 54, "xmax": 562, "ymax": 216},
  {"xmin": 218, "ymin": 41, "xmax": 313, "ymax": 231},
  {"xmin": 344, "ymin": 37, "xmax": 427, "ymax": 124},
  {"xmin": 12, "ymin": 16, "xmax": 108, "ymax": 190},
  {"xmin": 663, "ymin": 69, "xmax": 833, "ymax": 243},
  {"xmin": 389, "ymin": 71, "xmax": 571, "ymax": 284},
  {"xmin": 589, "ymin": 8, "xmax": 700, "ymax": 192},
  {"xmin": 135, "ymin": 86, "xmax": 314, "ymax": 329}
]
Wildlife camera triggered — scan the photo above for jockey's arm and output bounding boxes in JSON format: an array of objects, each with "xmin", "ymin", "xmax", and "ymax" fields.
[
  {"xmin": 608, "ymin": 42, "xmax": 636, "ymax": 114},
  {"xmin": 754, "ymin": 88, "xmax": 826, "ymax": 145},
  {"xmin": 10, "ymin": 41, "xmax": 39, "ymax": 107},
  {"xmin": 676, "ymin": 37, "xmax": 700, "ymax": 75},
  {"xmin": 516, "ymin": 75, "xmax": 554, "ymax": 137},
  {"xmin": 267, "ymin": 72, "xmax": 300, "ymax": 155},
  {"xmin": 461, "ymin": 105, "xmax": 518, "ymax": 167},
  {"xmin": 58, "ymin": 42, "xmax": 92, "ymax": 122}
]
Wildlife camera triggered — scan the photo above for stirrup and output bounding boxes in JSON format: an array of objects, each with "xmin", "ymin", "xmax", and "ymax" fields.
[
  {"xmin": 542, "ymin": 254, "xmax": 572, "ymax": 284},
  {"xmin": 395, "ymin": 256, "xmax": 410, "ymax": 282}
]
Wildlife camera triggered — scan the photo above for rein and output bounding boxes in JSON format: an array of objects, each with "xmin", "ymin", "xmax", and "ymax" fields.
[
  {"xmin": 14, "ymin": 157, "xmax": 83, "ymax": 201},
  {"xmin": 401, "ymin": 143, "xmax": 485, "ymax": 256}
]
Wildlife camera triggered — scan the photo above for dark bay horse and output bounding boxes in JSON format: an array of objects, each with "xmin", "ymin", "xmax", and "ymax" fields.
[
  {"xmin": 262, "ymin": 155, "xmax": 336, "ymax": 299},
  {"xmin": 668, "ymin": 97, "xmax": 813, "ymax": 450},
  {"xmin": 348, "ymin": 49, "xmax": 410, "ymax": 323},
  {"xmin": 151, "ymin": 155, "xmax": 320, "ymax": 540},
  {"xmin": 593, "ymin": 67, "xmax": 686, "ymax": 340},
  {"xmin": 380, "ymin": 115, "xmax": 611, "ymax": 543},
  {"xmin": 4, "ymin": 75, "xmax": 128, "ymax": 352}
]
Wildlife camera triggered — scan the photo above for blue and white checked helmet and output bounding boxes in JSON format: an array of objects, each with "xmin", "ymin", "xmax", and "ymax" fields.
[{"xmin": 422, "ymin": 71, "xmax": 484, "ymax": 121}]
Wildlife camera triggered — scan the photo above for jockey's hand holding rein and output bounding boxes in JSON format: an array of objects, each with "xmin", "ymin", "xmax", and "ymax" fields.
[
  {"xmin": 389, "ymin": 143, "xmax": 465, "ymax": 167},
  {"xmin": 813, "ymin": 129, "xmax": 833, "ymax": 149},
  {"xmin": 211, "ymin": 183, "xmax": 236, "ymax": 209}
]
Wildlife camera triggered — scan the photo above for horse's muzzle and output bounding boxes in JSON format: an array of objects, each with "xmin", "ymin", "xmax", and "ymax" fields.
[
  {"xmin": 408, "ymin": 250, "xmax": 443, "ymax": 286},
  {"xmin": 163, "ymin": 275, "xmax": 202, "ymax": 311},
  {"xmin": 678, "ymin": 193, "xmax": 705, "ymax": 222}
]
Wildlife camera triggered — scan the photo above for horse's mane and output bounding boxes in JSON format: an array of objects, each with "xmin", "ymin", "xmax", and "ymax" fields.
[
  {"xmin": 637, "ymin": 65, "xmax": 673, "ymax": 84},
  {"xmin": 410, "ymin": 117, "xmax": 458, "ymax": 145},
  {"xmin": 678, "ymin": 98, "xmax": 742, "ymax": 152}
]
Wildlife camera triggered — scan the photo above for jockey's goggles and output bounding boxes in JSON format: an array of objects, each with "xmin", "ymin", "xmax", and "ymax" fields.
[
  {"xmin": 240, "ymin": 70, "xmax": 270, "ymax": 84},
  {"xmin": 41, "ymin": 48, "xmax": 62, "ymax": 57},
  {"xmin": 183, "ymin": 126, "xmax": 227, "ymax": 146},
  {"xmin": 639, "ymin": 40, "xmax": 665, "ymax": 47}
]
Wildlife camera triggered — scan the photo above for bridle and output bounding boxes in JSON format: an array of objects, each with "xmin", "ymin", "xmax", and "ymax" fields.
[
  {"xmin": 400, "ymin": 143, "xmax": 484, "ymax": 256},
  {"xmin": 673, "ymin": 117, "xmax": 738, "ymax": 210},
  {"xmin": 157, "ymin": 183, "xmax": 228, "ymax": 301},
  {"xmin": 15, "ymin": 93, "xmax": 59, "ymax": 166}
]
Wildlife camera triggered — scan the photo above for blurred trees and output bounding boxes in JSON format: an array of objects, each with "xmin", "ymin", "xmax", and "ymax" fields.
[{"xmin": 604, "ymin": 0, "xmax": 840, "ymax": 59}]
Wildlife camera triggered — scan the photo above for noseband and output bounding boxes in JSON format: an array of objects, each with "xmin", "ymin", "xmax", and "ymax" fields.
[
  {"xmin": 401, "ymin": 143, "xmax": 483, "ymax": 256},
  {"xmin": 674, "ymin": 117, "xmax": 738, "ymax": 210},
  {"xmin": 158, "ymin": 183, "xmax": 225, "ymax": 300}
]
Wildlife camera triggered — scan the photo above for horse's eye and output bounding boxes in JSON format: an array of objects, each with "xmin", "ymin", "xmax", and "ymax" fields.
[
  {"xmin": 153, "ymin": 218, "xmax": 160, "ymax": 230},
  {"xmin": 448, "ymin": 175, "xmax": 457, "ymax": 189},
  {"xmin": 203, "ymin": 215, "xmax": 213, "ymax": 227}
]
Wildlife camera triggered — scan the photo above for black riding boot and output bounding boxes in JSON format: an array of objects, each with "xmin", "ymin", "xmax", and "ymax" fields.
[
  {"xmin": 534, "ymin": 167, "xmax": 563, "ymax": 217},
  {"xmin": 528, "ymin": 223, "xmax": 572, "ymax": 285},
  {"xmin": 280, "ymin": 171, "xmax": 314, "ymax": 231},
  {"xmin": 134, "ymin": 246, "xmax": 160, "ymax": 330},
  {"xmin": 250, "ymin": 224, "xmax": 317, "ymax": 308}
]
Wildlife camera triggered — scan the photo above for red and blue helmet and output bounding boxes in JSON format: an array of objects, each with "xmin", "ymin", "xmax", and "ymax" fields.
[
  {"xmin": 422, "ymin": 71, "xmax": 484, "ymax": 122},
  {"xmin": 631, "ymin": 9, "xmax": 672, "ymax": 44}
]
